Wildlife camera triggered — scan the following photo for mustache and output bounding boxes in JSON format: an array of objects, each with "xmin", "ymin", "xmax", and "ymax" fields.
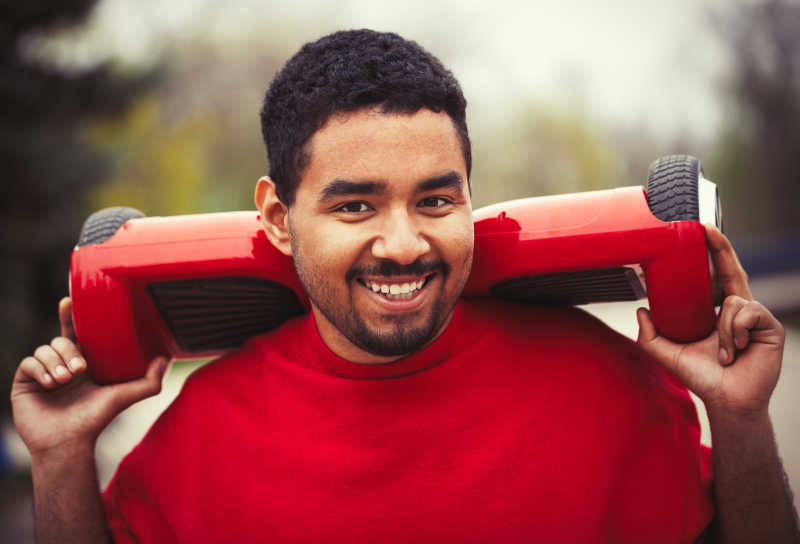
[{"xmin": 346, "ymin": 258, "xmax": 447, "ymax": 282}]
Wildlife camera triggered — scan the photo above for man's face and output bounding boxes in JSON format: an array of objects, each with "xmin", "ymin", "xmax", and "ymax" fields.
[{"xmin": 286, "ymin": 107, "xmax": 474, "ymax": 363}]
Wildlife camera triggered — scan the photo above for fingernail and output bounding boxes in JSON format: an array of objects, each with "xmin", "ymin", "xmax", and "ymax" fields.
[
  {"xmin": 54, "ymin": 365, "xmax": 68, "ymax": 378},
  {"xmin": 719, "ymin": 348, "xmax": 728, "ymax": 362},
  {"xmin": 69, "ymin": 357, "xmax": 83, "ymax": 371},
  {"xmin": 42, "ymin": 373, "xmax": 53, "ymax": 385}
]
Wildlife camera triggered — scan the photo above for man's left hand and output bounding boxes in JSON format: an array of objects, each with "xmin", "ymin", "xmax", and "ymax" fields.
[{"xmin": 636, "ymin": 225, "xmax": 785, "ymax": 416}]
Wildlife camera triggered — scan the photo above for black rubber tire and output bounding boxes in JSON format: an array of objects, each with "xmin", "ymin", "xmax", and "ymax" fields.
[
  {"xmin": 77, "ymin": 207, "xmax": 145, "ymax": 248},
  {"xmin": 646, "ymin": 154, "xmax": 702, "ymax": 222}
]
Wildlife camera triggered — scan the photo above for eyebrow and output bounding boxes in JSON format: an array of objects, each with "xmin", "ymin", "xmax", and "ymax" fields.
[
  {"xmin": 319, "ymin": 180, "xmax": 387, "ymax": 203},
  {"xmin": 415, "ymin": 171, "xmax": 463, "ymax": 194},
  {"xmin": 317, "ymin": 171, "xmax": 464, "ymax": 204}
]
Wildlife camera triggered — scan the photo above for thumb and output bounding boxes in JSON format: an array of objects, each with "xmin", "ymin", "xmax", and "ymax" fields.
[
  {"xmin": 107, "ymin": 356, "xmax": 171, "ymax": 413},
  {"xmin": 636, "ymin": 307, "xmax": 683, "ymax": 375},
  {"xmin": 636, "ymin": 308, "xmax": 723, "ymax": 400},
  {"xmin": 59, "ymin": 297, "xmax": 77, "ymax": 342}
]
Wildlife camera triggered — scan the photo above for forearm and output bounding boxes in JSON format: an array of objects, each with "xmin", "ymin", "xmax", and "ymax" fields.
[
  {"xmin": 31, "ymin": 441, "xmax": 111, "ymax": 544},
  {"xmin": 707, "ymin": 407, "xmax": 799, "ymax": 543}
]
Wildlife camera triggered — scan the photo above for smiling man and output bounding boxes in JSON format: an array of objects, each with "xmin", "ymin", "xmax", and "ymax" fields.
[{"xmin": 11, "ymin": 29, "xmax": 799, "ymax": 543}]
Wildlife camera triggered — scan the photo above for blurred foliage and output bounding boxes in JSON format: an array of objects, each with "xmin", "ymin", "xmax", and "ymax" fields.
[
  {"xmin": 0, "ymin": 0, "xmax": 155, "ymax": 415},
  {"xmin": 706, "ymin": 0, "xmax": 800, "ymax": 242},
  {"xmin": 85, "ymin": 39, "xmax": 288, "ymax": 216},
  {"xmin": 87, "ymin": 97, "xmax": 217, "ymax": 215},
  {"xmin": 469, "ymin": 101, "xmax": 702, "ymax": 210},
  {"xmin": 471, "ymin": 103, "xmax": 621, "ymax": 208}
]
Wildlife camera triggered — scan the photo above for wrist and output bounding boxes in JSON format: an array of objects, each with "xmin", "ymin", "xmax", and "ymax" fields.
[
  {"xmin": 706, "ymin": 401, "xmax": 772, "ymax": 434},
  {"xmin": 30, "ymin": 437, "xmax": 97, "ymax": 466}
]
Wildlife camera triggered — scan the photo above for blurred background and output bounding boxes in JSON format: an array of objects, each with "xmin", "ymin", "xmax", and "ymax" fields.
[{"xmin": 2, "ymin": 0, "xmax": 799, "ymax": 539}]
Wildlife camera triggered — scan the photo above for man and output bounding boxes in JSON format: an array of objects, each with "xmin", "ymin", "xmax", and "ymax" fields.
[{"xmin": 11, "ymin": 29, "xmax": 798, "ymax": 543}]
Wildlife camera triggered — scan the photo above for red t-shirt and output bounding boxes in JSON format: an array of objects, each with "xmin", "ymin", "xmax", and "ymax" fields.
[{"xmin": 104, "ymin": 299, "xmax": 713, "ymax": 543}]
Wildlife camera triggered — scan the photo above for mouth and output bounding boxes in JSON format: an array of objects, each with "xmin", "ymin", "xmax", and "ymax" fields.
[{"xmin": 356, "ymin": 273, "xmax": 436, "ymax": 302}]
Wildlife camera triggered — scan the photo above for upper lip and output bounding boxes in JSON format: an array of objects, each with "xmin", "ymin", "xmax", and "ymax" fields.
[{"xmin": 358, "ymin": 273, "xmax": 435, "ymax": 284}]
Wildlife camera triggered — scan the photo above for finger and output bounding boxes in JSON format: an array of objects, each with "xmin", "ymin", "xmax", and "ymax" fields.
[
  {"xmin": 717, "ymin": 295, "xmax": 748, "ymax": 365},
  {"xmin": 59, "ymin": 297, "xmax": 77, "ymax": 342},
  {"xmin": 33, "ymin": 344, "xmax": 72, "ymax": 384},
  {"xmin": 50, "ymin": 336, "xmax": 86, "ymax": 374},
  {"xmin": 108, "ymin": 356, "xmax": 171, "ymax": 413},
  {"xmin": 705, "ymin": 225, "xmax": 753, "ymax": 301},
  {"xmin": 731, "ymin": 300, "xmax": 775, "ymax": 350},
  {"xmin": 17, "ymin": 356, "xmax": 56, "ymax": 388}
]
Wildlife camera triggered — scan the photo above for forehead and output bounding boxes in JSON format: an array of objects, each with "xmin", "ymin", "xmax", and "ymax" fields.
[{"xmin": 298, "ymin": 108, "xmax": 466, "ymax": 195}]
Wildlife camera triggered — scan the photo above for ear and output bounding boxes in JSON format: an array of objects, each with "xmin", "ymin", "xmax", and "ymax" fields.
[{"xmin": 254, "ymin": 176, "xmax": 292, "ymax": 256}]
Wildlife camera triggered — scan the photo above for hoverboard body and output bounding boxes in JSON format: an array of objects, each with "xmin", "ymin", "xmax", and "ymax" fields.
[{"xmin": 71, "ymin": 155, "xmax": 720, "ymax": 383}]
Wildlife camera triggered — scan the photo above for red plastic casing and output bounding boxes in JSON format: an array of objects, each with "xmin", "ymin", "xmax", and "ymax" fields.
[
  {"xmin": 465, "ymin": 186, "xmax": 715, "ymax": 340},
  {"xmin": 70, "ymin": 212, "xmax": 308, "ymax": 383},
  {"xmin": 70, "ymin": 187, "xmax": 715, "ymax": 383}
]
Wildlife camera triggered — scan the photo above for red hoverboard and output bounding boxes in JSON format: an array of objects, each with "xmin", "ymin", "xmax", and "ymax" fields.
[{"xmin": 70, "ymin": 155, "xmax": 722, "ymax": 383}]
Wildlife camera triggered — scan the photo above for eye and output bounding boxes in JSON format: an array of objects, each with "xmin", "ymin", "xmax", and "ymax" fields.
[
  {"xmin": 418, "ymin": 196, "xmax": 451, "ymax": 208},
  {"xmin": 334, "ymin": 201, "xmax": 372, "ymax": 213}
]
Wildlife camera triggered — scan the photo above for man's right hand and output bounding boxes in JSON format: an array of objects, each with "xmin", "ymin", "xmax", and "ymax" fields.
[{"xmin": 11, "ymin": 297, "xmax": 170, "ymax": 457}]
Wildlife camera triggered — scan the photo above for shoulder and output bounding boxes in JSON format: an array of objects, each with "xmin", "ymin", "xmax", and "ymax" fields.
[
  {"xmin": 460, "ymin": 297, "xmax": 631, "ymax": 349},
  {"xmin": 105, "ymin": 318, "xmax": 308, "ymax": 492},
  {"xmin": 120, "ymin": 313, "xmax": 307, "ymax": 452},
  {"xmin": 459, "ymin": 298, "xmax": 689, "ymax": 399},
  {"xmin": 176, "ymin": 312, "xmax": 308, "ymax": 399}
]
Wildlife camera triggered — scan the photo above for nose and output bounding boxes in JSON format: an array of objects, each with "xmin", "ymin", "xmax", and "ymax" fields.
[{"xmin": 371, "ymin": 209, "xmax": 431, "ymax": 265}]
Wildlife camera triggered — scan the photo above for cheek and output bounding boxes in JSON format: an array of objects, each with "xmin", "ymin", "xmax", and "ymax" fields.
[
  {"xmin": 291, "ymin": 220, "xmax": 367, "ymax": 274},
  {"xmin": 441, "ymin": 219, "xmax": 474, "ymax": 265}
]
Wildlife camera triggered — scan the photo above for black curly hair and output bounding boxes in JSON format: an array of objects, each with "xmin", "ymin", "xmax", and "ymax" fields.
[{"xmin": 260, "ymin": 29, "xmax": 471, "ymax": 205}]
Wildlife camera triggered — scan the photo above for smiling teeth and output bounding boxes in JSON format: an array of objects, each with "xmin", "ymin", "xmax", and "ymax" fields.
[{"xmin": 367, "ymin": 279, "xmax": 425, "ymax": 296}]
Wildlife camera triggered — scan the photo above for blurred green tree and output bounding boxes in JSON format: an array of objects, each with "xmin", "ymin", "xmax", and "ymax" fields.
[
  {"xmin": 86, "ymin": 97, "xmax": 216, "ymax": 215},
  {"xmin": 0, "ymin": 0, "xmax": 155, "ymax": 413}
]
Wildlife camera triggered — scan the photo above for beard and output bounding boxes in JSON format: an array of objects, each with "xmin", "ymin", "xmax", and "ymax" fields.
[
  {"xmin": 292, "ymin": 248, "xmax": 454, "ymax": 357},
  {"xmin": 337, "ymin": 295, "xmax": 448, "ymax": 357}
]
